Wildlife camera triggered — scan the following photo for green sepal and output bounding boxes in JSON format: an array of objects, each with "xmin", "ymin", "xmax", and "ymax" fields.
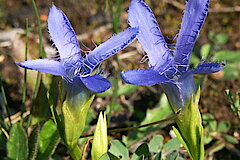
[
  {"xmin": 174, "ymin": 88, "xmax": 204, "ymax": 160},
  {"xmin": 62, "ymin": 94, "xmax": 95, "ymax": 146}
]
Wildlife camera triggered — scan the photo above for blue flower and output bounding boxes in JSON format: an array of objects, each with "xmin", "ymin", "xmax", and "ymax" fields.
[
  {"xmin": 121, "ymin": 0, "xmax": 224, "ymax": 110},
  {"xmin": 16, "ymin": 4, "xmax": 138, "ymax": 93}
]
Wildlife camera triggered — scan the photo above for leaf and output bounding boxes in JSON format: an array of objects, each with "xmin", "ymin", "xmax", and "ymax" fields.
[
  {"xmin": 153, "ymin": 152, "xmax": 162, "ymax": 160},
  {"xmin": 162, "ymin": 138, "xmax": 181, "ymax": 153},
  {"xmin": 200, "ymin": 44, "xmax": 212, "ymax": 59},
  {"xmin": 208, "ymin": 140, "xmax": 225, "ymax": 154},
  {"xmin": 215, "ymin": 33, "xmax": 229, "ymax": 45},
  {"xmin": 140, "ymin": 94, "xmax": 172, "ymax": 126},
  {"xmin": 117, "ymin": 84, "xmax": 138, "ymax": 96},
  {"xmin": 132, "ymin": 143, "xmax": 149, "ymax": 160},
  {"xmin": 32, "ymin": 81, "xmax": 51, "ymax": 125},
  {"xmin": 7, "ymin": 122, "xmax": 29, "ymax": 160},
  {"xmin": 222, "ymin": 63, "xmax": 240, "ymax": 80},
  {"xmin": 109, "ymin": 140, "xmax": 129, "ymax": 160},
  {"xmin": 166, "ymin": 152, "xmax": 179, "ymax": 160},
  {"xmin": 190, "ymin": 54, "xmax": 201, "ymax": 67},
  {"xmin": 0, "ymin": 128, "xmax": 7, "ymax": 150},
  {"xmin": 203, "ymin": 113, "xmax": 217, "ymax": 132},
  {"xmin": 99, "ymin": 152, "xmax": 120, "ymax": 160},
  {"xmin": 223, "ymin": 135, "xmax": 239, "ymax": 144},
  {"xmin": 97, "ymin": 84, "xmax": 138, "ymax": 97},
  {"xmin": 36, "ymin": 120, "xmax": 60, "ymax": 160},
  {"xmin": 217, "ymin": 121, "xmax": 231, "ymax": 132},
  {"xmin": 134, "ymin": 155, "xmax": 144, "ymax": 160},
  {"xmin": 28, "ymin": 124, "xmax": 40, "ymax": 160},
  {"xmin": 149, "ymin": 135, "xmax": 164, "ymax": 153},
  {"xmin": 213, "ymin": 50, "xmax": 240, "ymax": 63}
]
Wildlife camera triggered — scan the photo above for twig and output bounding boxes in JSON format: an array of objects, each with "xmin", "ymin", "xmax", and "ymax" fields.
[
  {"xmin": 1, "ymin": 127, "xmax": 9, "ymax": 139},
  {"xmin": 80, "ymin": 110, "xmax": 179, "ymax": 138},
  {"xmin": 81, "ymin": 138, "xmax": 93, "ymax": 160},
  {"xmin": 4, "ymin": 111, "xmax": 30, "ymax": 124}
]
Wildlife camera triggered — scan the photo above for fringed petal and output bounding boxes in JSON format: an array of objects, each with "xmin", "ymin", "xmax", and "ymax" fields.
[
  {"xmin": 48, "ymin": 4, "xmax": 81, "ymax": 59},
  {"xmin": 128, "ymin": 0, "xmax": 171, "ymax": 68},
  {"xmin": 121, "ymin": 69, "xmax": 170, "ymax": 86},
  {"xmin": 174, "ymin": 0, "xmax": 210, "ymax": 72},
  {"xmin": 16, "ymin": 59, "xmax": 67, "ymax": 77},
  {"xmin": 80, "ymin": 75, "xmax": 111, "ymax": 93},
  {"xmin": 82, "ymin": 27, "xmax": 139, "ymax": 74},
  {"xmin": 190, "ymin": 62, "xmax": 225, "ymax": 74}
]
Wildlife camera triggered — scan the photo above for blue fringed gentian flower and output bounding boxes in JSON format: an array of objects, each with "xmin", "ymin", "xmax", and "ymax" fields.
[
  {"xmin": 121, "ymin": 0, "xmax": 224, "ymax": 111},
  {"xmin": 17, "ymin": 4, "xmax": 138, "ymax": 93}
]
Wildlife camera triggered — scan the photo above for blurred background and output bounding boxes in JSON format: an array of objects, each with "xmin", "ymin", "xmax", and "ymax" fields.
[{"xmin": 0, "ymin": 0, "xmax": 239, "ymax": 159}]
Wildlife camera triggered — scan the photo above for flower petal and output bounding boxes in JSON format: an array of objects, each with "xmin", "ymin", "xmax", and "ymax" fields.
[
  {"xmin": 190, "ymin": 62, "xmax": 225, "ymax": 74},
  {"xmin": 161, "ymin": 74, "xmax": 196, "ymax": 111},
  {"xmin": 82, "ymin": 27, "xmax": 138, "ymax": 74},
  {"xmin": 128, "ymin": 0, "xmax": 171, "ymax": 68},
  {"xmin": 121, "ymin": 69, "xmax": 170, "ymax": 86},
  {"xmin": 48, "ymin": 4, "xmax": 81, "ymax": 59},
  {"xmin": 174, "ymin": 0, "xmax": 210, "ymax": 71},
  {"xmin": 81, "ymin": 75, "xmax": 111, "ymax": 93},
  {"xmin": 16, "ymin": 59, "xmax": 67, "ymax": 77}
]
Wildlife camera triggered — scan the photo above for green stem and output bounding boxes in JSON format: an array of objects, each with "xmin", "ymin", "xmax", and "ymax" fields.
[
  {"xmin": 27, "ymin": 0, "xmax": 45, "ymax": 128},
  {"xmin": 0, "ymin": 77, "xmax": 12, "ymax": 126},
  {"xmin": 107, "ymin": 0, "xmax": 123, "ymax": 124},
  {"xmin": 20, "ymin": 19, "xmax": 29, "ymax": 124}
]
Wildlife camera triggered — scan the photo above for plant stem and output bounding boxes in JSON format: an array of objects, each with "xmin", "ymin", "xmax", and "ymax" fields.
[
  {"xmin": 20, "ymin": 19, "xmax": 29, "ymax": 124},
  {"xmin": 0, "ymin": 77, "xmax": 12, "ymax": 126}
]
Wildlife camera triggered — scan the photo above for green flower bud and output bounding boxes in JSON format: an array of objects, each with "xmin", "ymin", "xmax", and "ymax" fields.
[{"xmin": 91, "ymin": 112, "xmax": 108, "ymax": 160}]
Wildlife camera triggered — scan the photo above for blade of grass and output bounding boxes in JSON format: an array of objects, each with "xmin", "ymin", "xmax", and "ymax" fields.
[
  {"xmin": 20, "ymin": 19, "xmax": 29, "ymax": 124},
  {"xmin": 0, "ymin": 77, "xmax": 12, "ymax": 126},
  {"xmin": 31, "ymin": 0, "xmax": 45, "ymax": 59},
  {"xmin": 27, "ymin": 0, "xmax": 45, "ymax": 128},
  {"xmin": 106, "ymin": 0, "xmax": 123, "ymax": 124}
]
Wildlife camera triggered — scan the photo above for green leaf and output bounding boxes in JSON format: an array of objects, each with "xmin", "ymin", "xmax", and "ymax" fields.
[
  {"xmin": 36, "ymin": 120, "xmax": 60, "ymax": 160},
  {"xmin": 32, "ymin": 81, "xmax": 51, "ymax": 125},
  {"xmin": 222, "ymin": 63, "xmax": 240, "ymax": 80},
  {"xmin": 7, "ymin": 123, "xmax": 29, "ymax": 160},
  {"xmin": 149, "ymin": 135, "xmax": 164, "ymax": 153},
  {"xmin": 215, "ymin": 33, "xmax": 229, "ymax": 44},
  {"xmin": 99, "ymin": 152, "xmax": 120, "ymax": 160},
  {"xmin": 97, "ymin": 84, "xmax": 138, "ymax": 97},
  {"xmin": 141, "ymin": 94, "xmax": 172, "ymax": 126},
  {"xmin": 28, "ymin": 124, "xmax": 40, "ymax": 160},
  {"xmin": 109, "ymin": 140, "xmax": 129, "ymax": 160},
  {"xmin": 203, "ymin": 113, "xmax": 217, "ymax": 132},
  {"xmin": 117, "ymin": 84, "xmax": 138, "ymax": 96},
  {"xmin": 213, "ymin": 50, "xmax": 240, "ymax": 63},
  {"xmin": 153, "ymin": 152, "xmax": 162, "ymax": 160},
  {"xmin": 0, "ymin": 128, "xmax": 7, "ymax": 150},
  {"xmin": 162, "ymin": 138, "xmax": 181, "ymax": 153},
  {"xmin": 208, "ymin": 140, "xmax": 225, "ymax": 154},
  {"xmin": 223, "ymin": 135, "xmax": 239, "ymax": 144},
  {"xmin": 166, "ymin": 152, "xmax": 179, "ymax": 160},
  {"xmin": 200, "ymin": 44, "xmax": 212, "ymax": 59},
  {"xmin": 132, "ymin": 143, "xmax": 149, "ymax": 160},
  {"xmin": 190, "ymin": 54, "xmax": 201, "ymax": 67},
  {"xmin": 134, "ymin": 155, "xmax": 144, "ymax": 160},
  {"xmin": 217, "ymin": 121, "xmax": 231, "ymax": 132},
  {"xmin": 208, "ymin": 32, "xmax": 215, "ymax": 42}
]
